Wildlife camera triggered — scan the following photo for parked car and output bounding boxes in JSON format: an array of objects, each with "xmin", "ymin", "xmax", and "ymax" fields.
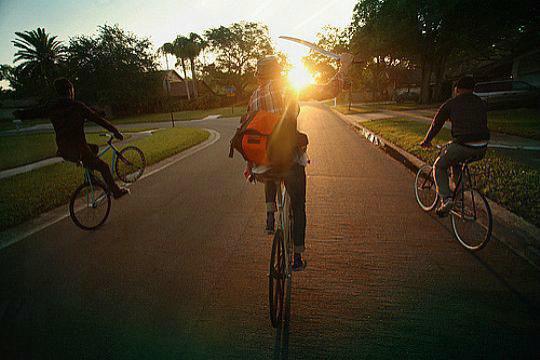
[
  {"xmin": 473, "ymin": 80, "xmax": 539, "ymax": 109},
  {"xmin": 393, "ymin": 87, "xmax": 420, "ymax": 103}
]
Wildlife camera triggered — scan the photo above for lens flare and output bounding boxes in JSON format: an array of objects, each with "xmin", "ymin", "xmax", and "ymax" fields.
[{"xmin": 287, "ymin": 60, "xmax": 315, "ymax": 91}]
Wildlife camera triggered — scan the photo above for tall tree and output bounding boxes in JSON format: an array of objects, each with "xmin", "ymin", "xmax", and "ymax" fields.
[
  {"xmin": 184, "ymin": 32, "xmax": 206, "ymax": 97},
  {"xmin": 65, "ymin": 25, "xmax": 158, "ymax": 108},
  {"xmin": 173, "ymin": 36, "xmax": 192, "ymax": 100},
  {"xmin": 204, "ymin": 22, "xmax": 274, "ymax": 96},
  {"xmin": 350, "ymin": 0, "xmax": 538, "ymax": 103},
  {"xmin": 158, "ymin": 42, "xmax": 175, "ymax": 70},
  {"xmin": 11, "ymin": 28, "xmax": 65, "ymax": 92}
]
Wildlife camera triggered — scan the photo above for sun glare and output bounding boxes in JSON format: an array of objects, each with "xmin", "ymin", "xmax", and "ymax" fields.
[{"xmin": 287, "ymin": 60, "xmax": 315, "ymax": 91}]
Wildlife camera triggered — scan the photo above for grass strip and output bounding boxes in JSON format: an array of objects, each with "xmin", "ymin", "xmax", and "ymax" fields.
[
  {"xmin": 0, "ymin": 128, "xmax": 209, "ymax": 231},
  {"xmin": 487, "ymin": 108, "xmax": 540, "ymax": 140},
  {"xmin": 0, "ymin": 128, "xmax": 161, "ymax": 171},
  {"xmin": 333, "ymin": 105, "xmax": 374, "ymax": 115},
  {"xmin": 113, "ymin": 106, "xmax": 246, "ymax": 124},
  {"xmin": 362, "ymin": 118, "xmax": 540, "ymax": 227}
]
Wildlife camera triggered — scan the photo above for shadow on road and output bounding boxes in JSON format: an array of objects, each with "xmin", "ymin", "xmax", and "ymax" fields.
[
  {"xmin": 273, "ymin": 276, "xmax": 292, "ymax": 360},
  {"xmin": 430, "ymin": 213, "xmax": 540, "ymax": 316}
]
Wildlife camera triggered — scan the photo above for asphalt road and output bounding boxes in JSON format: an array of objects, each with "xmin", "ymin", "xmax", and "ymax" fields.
[{"xmin": 1, "ymin": 103, "xmax": 539, "ymax": 359}]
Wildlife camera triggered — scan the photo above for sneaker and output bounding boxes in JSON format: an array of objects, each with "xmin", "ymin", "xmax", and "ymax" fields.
[
  {"xmin": 292, "ymin": 254, "xmax": 307, "ymax": 272},
  {"xmin": 435, "ymin": 197, "xmax": 454, "ymax": 217},
  {"xmin": 112, "ymin": 187, "xmax": 130, "ymax": 199},
  {"xmin": 266, "ymin": 212, "xmax": 275, "ymax": 234}
]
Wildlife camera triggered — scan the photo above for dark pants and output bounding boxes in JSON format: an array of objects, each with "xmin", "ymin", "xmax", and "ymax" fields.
[
  {"xmin": 433, "ymin": 143, "xmax": 486, "ymax": 199},
  {"xmin": 264, "ymin": 164, "xmax": 306, "ymax": 253},
  {"xmin": 63, "ymin": 143, "xmax": 120, "ymax": 193}
]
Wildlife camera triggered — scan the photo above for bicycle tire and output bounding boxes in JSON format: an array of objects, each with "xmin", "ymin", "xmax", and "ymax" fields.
[
  {"xmin": 269, "ymin": 229, "xmax": 285, "ymax": 328},
  {"xmin": 115, "ymin": 146, "xmax": 146, "ymax": 183},
  {"xmin": 283, "ymin": 191, "xmax": 294, "ymax": 258},
  {"xmin": 69, "ymin": 181, "xmax": 111, "ymax": 230},
  {"xmin": 415, "ymin": 164, "xmax": 438, "ymax": 211},
  {"xmin": 451, "ymin": 189, "xmax": 492, "ymax": 251}
]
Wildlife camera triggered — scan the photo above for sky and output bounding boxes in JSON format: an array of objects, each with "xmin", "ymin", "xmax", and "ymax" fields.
[{"xmin": 0, "ymin": 0, "xmax": 358, "ymax": 70}]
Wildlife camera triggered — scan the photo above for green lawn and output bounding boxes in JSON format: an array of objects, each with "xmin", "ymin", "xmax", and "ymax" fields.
[
  {"xmin": 0, "ymin": 130, "xmax": 170, "ymax": 171},
  {"xmin": 362, "ymin": 118, "xmax": 540, "ymax": 227},
  {"xmin": 0, "ymin": 127, "xmax": 209, "ymax": 231},
  {"xmin": 488, "ymin": 108, "xmax": 540, "ymax": 140},
  {"xmin": 362, "ymin": 102, "xmax": 441, "ymax": 111},
  {"xmin": 333, "ymin": 105, "xmax": 375, "ymax": 115},
  {"xmin": 113, "ymin": 106, "xmax": 246, "ymax": 124}
]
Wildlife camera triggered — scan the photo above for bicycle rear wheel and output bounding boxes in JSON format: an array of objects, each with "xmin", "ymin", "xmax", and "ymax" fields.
[
  {"xmin": 69, "ymin": 181, "xmax": 111, "ymax": 230},
  {"xmin": 116, "ymin": 146, "xmax": 146, "ymax": 183},
  {"xmin": 451, "ymin": 189, "xmax": 492, "ymax": 250},
  {"xmin": 415, "ymin": 164, "xmax": 438, "ymax": 211},
  {"xmin": 269, "ymin": 229, "xmax": 285, "ymax": 328}
]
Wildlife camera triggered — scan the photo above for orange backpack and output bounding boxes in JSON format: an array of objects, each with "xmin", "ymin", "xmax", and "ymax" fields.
[{"xmin": 229, "ymin": 110, "xmax": 280, "ymax": 166}]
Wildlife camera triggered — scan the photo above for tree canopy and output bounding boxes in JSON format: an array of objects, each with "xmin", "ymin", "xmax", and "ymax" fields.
[{"xmin": 203, "ymin": 22, "xmax": 274, "ymax": 96}]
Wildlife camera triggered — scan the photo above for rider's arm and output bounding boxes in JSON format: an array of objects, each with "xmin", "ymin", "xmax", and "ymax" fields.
[
  {"xmin": 298, "ymin": 53, "xmax": 354, "ymax": 101},
  {"xmin": 422, "ymin": 101, "xmax": 451, "ymax": 144},
  {"xmin": 78, "ymin": 102, "xmax": 122, "ymax": 138}
]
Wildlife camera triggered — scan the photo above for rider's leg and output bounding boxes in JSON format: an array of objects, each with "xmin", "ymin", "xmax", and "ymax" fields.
[
  {"xmin": 81, "ymin": 144, "xmax": 126, "ymax": 197},
  {"xmin": 285, "ymin": 163, "xmax": 307, "ymax": 265},
  {"xmin": 264, "ymin": 181, "xmax": 277, "ymax": 233},
  {"xmin": 434, "ymin": 143, "xmax": 484, "ymax": 215}
]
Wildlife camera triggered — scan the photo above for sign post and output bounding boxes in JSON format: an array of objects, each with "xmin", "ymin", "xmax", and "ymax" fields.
[
  {"xmin": 226, "ymin": 85, "xmax": 236, "ymax": 115},
  {"xmin": 167, "ymin": 78, "xmax": 175, "ymax": 128}
]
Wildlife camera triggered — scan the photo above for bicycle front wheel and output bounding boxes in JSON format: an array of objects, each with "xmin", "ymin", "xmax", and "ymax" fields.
[
  {"xmin": 69, "ymin": 181, "xmax": 111, "ymax": 230},
  {"xmin": 451, "ymin": 190, "xmax": 492, "ymax": 251},
  {"xmin": 415, "ymin": 164, "xmax": 438, "ymax": 211},
  {"xmin": 269, "ymin": 229, "xmax": 285, "ymax": 328},
  {"xmin": 116, "ymin": 146, "xmax": 146, "ymax": 183}
]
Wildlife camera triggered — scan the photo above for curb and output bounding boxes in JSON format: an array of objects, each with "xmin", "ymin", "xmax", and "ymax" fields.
[{"xmin": 330, "ymin": 107, "xmax": 540, "ymax": 269}]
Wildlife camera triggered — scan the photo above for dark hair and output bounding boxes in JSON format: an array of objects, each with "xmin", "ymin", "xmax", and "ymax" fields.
[
  {"xmin": 456, "ymin": 76, "xmax": 475, "ymax": 90},
  {"xmin": 53, "ymin": 78, "xmax": 74, "ymax": 96}
]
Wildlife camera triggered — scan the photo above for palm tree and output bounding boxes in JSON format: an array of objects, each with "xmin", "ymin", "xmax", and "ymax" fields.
[
  {"xmin": 158, "ymin": 42, "xmax": 175, "ymax": 71},
  {"xmin": 185, "ymin": 32, "xmax": 206, "ymax": 98},
  {"xmin": 173, "ymin": 36, "xmax": 192, "ymax": 100},
  {"xmin": 12, "ymin": 28, "xmax": 64, "ymax": 86}
]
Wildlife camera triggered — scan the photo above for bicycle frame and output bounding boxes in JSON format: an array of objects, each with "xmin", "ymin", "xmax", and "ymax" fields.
[
  {"xmin": 450, "ymin": 163, "xmax": 478, "ymax": 221},
  {"xmin": 96, "ymin": 138, "xmax": 122, "ymax": 175}
]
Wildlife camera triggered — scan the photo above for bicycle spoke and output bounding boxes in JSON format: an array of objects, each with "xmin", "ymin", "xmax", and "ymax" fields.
[{"xmin": 451, "ymin": 190, "xmax": 492, "ymax": 250}]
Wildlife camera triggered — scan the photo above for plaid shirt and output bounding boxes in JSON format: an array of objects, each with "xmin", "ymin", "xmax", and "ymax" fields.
[
  {"xmin": 247, "ymin": 80, "xmax": 299, "ymax": 117},
  {"xmin": 246, "ymin": 76, "xmax": 343, "ymax": 173}
]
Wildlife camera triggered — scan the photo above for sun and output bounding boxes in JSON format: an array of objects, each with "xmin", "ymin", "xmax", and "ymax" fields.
[{"xmin": 287, "ymin": 60, "xmax": 315, "ymax": 91}]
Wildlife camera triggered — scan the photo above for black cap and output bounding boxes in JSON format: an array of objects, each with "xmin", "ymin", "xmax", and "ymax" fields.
[{"xmin": 456, "ymin": 76, "xmax": 475, "ymax": 90}]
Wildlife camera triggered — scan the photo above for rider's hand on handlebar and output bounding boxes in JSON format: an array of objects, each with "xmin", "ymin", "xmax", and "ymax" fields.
[
  {"xmin": 114, "ymin": 131, "xmax": 124, "ymax": 141},
  {"xmin": 419, "ymin": 140, "xmax": 432, "ymax": 148}
]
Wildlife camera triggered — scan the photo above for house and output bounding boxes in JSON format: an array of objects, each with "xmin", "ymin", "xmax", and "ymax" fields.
[{"xmin": 156, "ymin": 70, "xmax": 216, "ymax": 98}]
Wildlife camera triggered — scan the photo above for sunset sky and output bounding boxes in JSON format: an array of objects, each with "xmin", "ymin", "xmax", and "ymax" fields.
[{"xmin": 0, "ymin": 0, "xmax": 357, "ymax": 69}]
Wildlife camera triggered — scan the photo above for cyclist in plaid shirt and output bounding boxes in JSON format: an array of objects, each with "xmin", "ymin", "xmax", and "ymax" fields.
[{"xmin": 246, "ymin": 53, "xmax": 354, "ymax": 271}]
